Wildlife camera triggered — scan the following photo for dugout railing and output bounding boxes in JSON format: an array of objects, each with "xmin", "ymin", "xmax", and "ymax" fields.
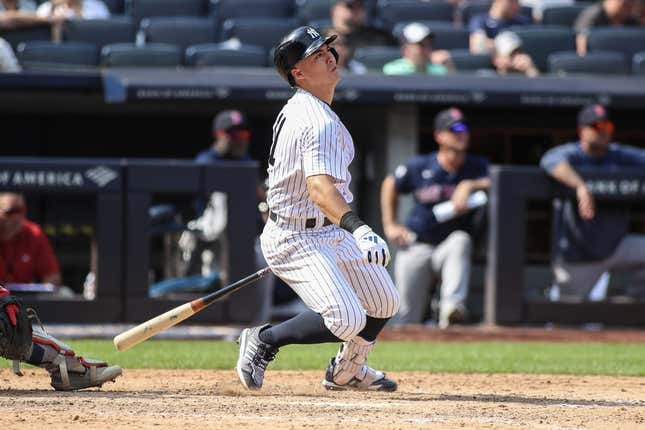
[{"xmin": 486, "ymin": 166, "xmax": 645, "ymax": 326}]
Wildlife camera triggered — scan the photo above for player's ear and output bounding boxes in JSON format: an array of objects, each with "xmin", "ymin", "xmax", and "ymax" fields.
[{"xmin": 291, "ymin": 67, "xmax": 305, "ymax": 82}]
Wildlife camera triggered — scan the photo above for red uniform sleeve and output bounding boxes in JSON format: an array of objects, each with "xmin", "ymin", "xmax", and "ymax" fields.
[{"xmin": 30, "ymin": 224, "xmax": 60, "ymax": 282}]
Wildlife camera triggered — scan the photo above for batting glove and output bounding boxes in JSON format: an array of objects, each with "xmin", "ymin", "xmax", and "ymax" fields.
[{"xmin": 352, "ymin": 225, "xmax": 391, "ymax": 267}]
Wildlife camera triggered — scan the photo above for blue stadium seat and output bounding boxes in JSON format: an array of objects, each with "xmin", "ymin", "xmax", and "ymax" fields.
[
  {"xmin": 101, "ymin": 42, "xmax": 183, "ymax": 66},
  {"xmin": 103, "ymin": 0, "xmax": 125, "ymax": 14},
  {"xmin": 353, "ymin": 45, "xmax": 401, "ymax": 71},
  {"xmin": 211, "ymin": 0, "xmax": 295, "ymax": 22},
  {"xmin": 541, "ymin": 4, "xmax": 588, "ymax": 27},
  {"xmin": 185, "ymin": 43, "xmax": 267, "ymax": 67},
  {"xmin": 0, "ymin": 25, "xmax": 51, "ymax": 50},
  {"xmin": 587, "ymin": 28, "xmax": 645, "ymax": 61},
  {"xmin": 296, "ymin": 0, "xmax": 331, "ymax": 23},
  {"xmin": 633, "ymin": 51, "xmax": 645, "ymax": 75},
  {"xmin": 140, "ymin": 17, "xmax": 217, "ymax": 50},
  {"xmin": 392, "ymin": 21, "xmax": 469, "ymax": 50},
  {"xmin": 126, "ymin": 0, "xmax": 208, "ymax": 24},
  {"xmin": 449, "ymin": 48, "xmax": 493, "ymax": 71},
  {"xmin": 63, "ymin": 18, "xmax": 136, "ymax": 49},
  {"xmin": 221, "ymin": 18, "xmax": 299, "ymax": 51},
  {"xmin": 548, "ymin": 50, "xmax": 628, "ymax": 75},
  {"xmin": 378, "ymin": 0, "xmax": 455, "ymax": 27},
  {"xmin": 510, "ymin": 26, "xmax": 575, "ymax": 72},
  {"xmin": 16, "ymin": 41, "xmax": 99, "ymax": 70},
  {"xmin": 459, "ymin": 0, "xmax": 532, "ymax": 26}
]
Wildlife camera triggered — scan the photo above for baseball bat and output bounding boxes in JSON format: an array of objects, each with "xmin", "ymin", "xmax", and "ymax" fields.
[{"xmin": 113, "ymin": 267, "xmax": 271, "ymax": 351}]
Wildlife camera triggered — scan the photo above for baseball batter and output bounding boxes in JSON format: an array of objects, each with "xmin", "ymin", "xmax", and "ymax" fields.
[{"xmin": 235, "ymin": 26, "xmax": 400, "ymax": 392}]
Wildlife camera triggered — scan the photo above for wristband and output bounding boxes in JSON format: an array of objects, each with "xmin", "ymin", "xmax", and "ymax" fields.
[{"xmin": 339, "ymin": 211, "xmax": 366, "ymax": 233}]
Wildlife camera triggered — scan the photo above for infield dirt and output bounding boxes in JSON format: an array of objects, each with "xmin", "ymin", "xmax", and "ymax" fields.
[{"xmin": 3, "ymin": 369, "xmax": 644, "ymax": 429}]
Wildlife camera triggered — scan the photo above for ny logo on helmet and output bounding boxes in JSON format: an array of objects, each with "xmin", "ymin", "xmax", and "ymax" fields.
[{"xmin": 306, "ymin": 28, "xmax": 320, "ymax": 39}]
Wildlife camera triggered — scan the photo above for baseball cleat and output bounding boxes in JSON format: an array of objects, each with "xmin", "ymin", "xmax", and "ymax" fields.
[
  {"xmin": 235, "ymin": 324, "xmax": 279, "ymax": 390},
  {"xmin": 50, "ymin": 363, "xmax": 122, "ymax": 391},
  {"xmin": 321, "ymin": 358, "xmax": 397, "ymax": 392}
]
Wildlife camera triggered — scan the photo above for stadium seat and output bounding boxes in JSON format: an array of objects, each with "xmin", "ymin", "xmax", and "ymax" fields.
[
  {"xmin": 378, "ymin": 0, "xmax": 455, "ymax": 28},
  {"xmin": 548, "ymin": 50, "xmax": 628, "ymax": 75},
  {"xmin": 126, "ymin": 0, "xmax": 208, "ymax": 24},
  {"xmin": 587, "ymin": 28, "xmax": 645, "ymax": 61},
  {"xmin": 459, "ymin": 0, "xmax": 532, "ymax": 26},
  {"xmin": 307, "ymin": 18, "xmax": 332, "ymax": 32},
  {"xmin": 353, "ymin": 45, "xmax": 401, "ymax": 71},
  {"xmin": 392, "ymin": 21, "xmax": 469, "ymax": 50},
  {"xmin": 633, "ymin": 51, "xmax": 645, "ymax": 75},
  {"xmin": 185, "ymin": 43, "xmax": 267, "ymax": 67},
  {"xmin": 296, "ymin": 0, "xmax": 332, "ymax": 23},
  {"xmin": 449, "ymin": 49, "xmax": 494, "ymax": 72},
  {"xmin": 101, "ymin": 43, "xmax": 183, "ymax": 67},
  {"xmin": 510, "ymin": 26, "xmax": 575, "ymax": 72},
  {"xmin": 541, "ymin": 4, "xmax": 588, "ymax": 27},
  {"xmin": 211, "ymin": 0, "xmax": 295, "ymax": 22},
  {"xmin": 103, "ymin": 0, "xmax": 125, "ymax": 15},
  {"xmin": 63, "ymin": 18, "xmax": 136, "ymax": 49},
  {"xmin": 221, "ymin": 18, "xmax": 300, "ymax": 51},
  {"xmin": 16, "ymin": 41, "xmax": 99, "ymax": 70},
  {"xmin": 0, "ymin": 25, "xmax": 51, "ymax": 50},
  {"xmin": 140, "ymin": 17, "xmax": 217, "ymax": 51}
]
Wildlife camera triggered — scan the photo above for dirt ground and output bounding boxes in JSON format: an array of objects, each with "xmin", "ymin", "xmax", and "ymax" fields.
[{"xmin": 2, "ymin": 368, "xmax": 645, "ymax": 430}]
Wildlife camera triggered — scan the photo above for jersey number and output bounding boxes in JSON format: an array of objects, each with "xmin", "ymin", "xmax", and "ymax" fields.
[{"xmin": 269, "ymin": 113, "xmax": 286, "ymax": 166}]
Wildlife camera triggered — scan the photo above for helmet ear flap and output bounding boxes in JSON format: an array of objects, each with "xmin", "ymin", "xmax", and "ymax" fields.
[{"xmin": 329, "ymin": 47, "xmax": 339, "ymax": 63}]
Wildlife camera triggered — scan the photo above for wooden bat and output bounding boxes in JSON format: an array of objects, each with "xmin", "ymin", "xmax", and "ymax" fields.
[{"xmin": 113, "ymin": 267, "xmax": 271, "ymax": 351}]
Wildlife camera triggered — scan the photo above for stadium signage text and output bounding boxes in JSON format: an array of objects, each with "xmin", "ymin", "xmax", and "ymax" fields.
[
  {"xmin": 585, "ymin": 179, "xmax": 645, "ymax": 196},
  {"xmin": 0, "ymin": 166, "xmax": 118, "ymax": 189}
]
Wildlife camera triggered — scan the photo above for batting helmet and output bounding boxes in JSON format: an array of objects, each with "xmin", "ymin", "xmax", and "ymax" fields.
[{"xmin": 274, "ymin": 26, "xmax": 338, "ymax": 87}]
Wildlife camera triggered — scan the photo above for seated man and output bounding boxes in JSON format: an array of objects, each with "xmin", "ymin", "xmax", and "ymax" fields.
[
  {"xmin": 0, "ymin": 192, "xmax": 122, "ymax": 390},
  {"xmin": 492, "ymin": 31, "xmax": 539, "ymax": 77},
  {"xmin": 469, "ymin": 0, "xmax": 531, "ymax": 54},
  {"xmin": 381, "ymin": 108, "xmax": 490, "ymax": 328},
  {"xmin": 540, "ymin": 104, "xmax": 645, "ymax": 301},
  {"xmin": 329, "ymin": 0, "xmax": 396, "ymax": 49},
  {"xmin": 574, "ymin": 0, "xmax": 640, "ymax": 55},
  {"xmin": 383, "ymin": 22, "xmax": 453, "ymax": 76}
]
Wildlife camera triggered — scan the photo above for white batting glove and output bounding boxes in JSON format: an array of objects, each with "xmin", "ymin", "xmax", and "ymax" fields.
[{"xmin": 352, "ymin": 225, "xmax": 391, "ymax": 267}]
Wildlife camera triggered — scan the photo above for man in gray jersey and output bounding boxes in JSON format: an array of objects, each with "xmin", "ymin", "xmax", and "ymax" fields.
[{"xmin": 235, "ymin": 26, "xmax": 400, "ymax": 392}]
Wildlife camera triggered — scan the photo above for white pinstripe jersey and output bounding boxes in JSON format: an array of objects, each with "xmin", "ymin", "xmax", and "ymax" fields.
[{"xmin": 266, "ymin": 88, "xmax": 354, "ymax": 226}]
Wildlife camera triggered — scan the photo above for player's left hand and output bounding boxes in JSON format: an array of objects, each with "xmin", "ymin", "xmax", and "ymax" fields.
[{"xmin": 352, "ymin": 225, "xmax": 391, "ymax": 267}]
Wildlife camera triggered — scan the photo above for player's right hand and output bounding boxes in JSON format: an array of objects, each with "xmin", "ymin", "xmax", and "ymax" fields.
[{"xmin": 352, "ymin": 225, "xmax": 391, "ymax": 267}]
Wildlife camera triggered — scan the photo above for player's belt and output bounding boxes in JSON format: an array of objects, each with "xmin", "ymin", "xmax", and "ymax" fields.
[{"xmin": 269, "ymin": 211, "xmax": 332, "ymax": 229}]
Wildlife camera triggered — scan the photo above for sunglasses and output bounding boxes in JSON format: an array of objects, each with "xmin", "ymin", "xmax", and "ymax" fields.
[
  {"xmin": 0, "ymin": 206, "xmax": 25, "ymax": 216},
  {"xmin": 591, "ymin": 120, "xmax": 614, "ymax": 134},
  {"xmin": 217, "ymin": 129, "xmax": 251, "ymax": 140}
]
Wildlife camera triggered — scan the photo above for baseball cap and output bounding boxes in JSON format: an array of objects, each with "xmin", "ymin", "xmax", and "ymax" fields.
[
  {"xmin": 577, "ymin": 104, "xmax": 610, "ymax": 126},
  {"xmin": 213, "ymin": 110, "xmax": 248, "ymax": 132},
  {"xmin": 494, "ymin": 31, "xmax": 522, "ymax": 56},
  {"xmin": 400, "ymin": 22, "xmax": 433, "ymax": 45},
  {"xmin": 434, "ymin": 108, "xmax": 468, "ymax": 133}
]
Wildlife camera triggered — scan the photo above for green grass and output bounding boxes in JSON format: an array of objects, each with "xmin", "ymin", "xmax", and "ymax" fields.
[{"xmin": 4, "ymin": 340, "xmax": 645, "ymax": 376}]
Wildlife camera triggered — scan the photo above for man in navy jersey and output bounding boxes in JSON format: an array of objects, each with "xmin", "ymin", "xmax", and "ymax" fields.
[
  {"xmin": 381, "ymin": 108, "xmax": 490, "ymax": 328},
  {"xmin": 540, "ymin": 104, "xmax": 645, "ymax": 301}
]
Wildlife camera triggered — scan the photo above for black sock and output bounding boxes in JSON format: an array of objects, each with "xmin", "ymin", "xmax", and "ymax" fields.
[
  {"xmin": 358, "ymin": 316, "xmax": 390, "ymax": 342},
  {"xmin": 259, "ymin": 310, "xmax": 341, "ymax": 348}
]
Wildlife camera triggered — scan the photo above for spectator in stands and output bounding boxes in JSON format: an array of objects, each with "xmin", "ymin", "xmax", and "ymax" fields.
[
  {"xmin": 380, "ymin": 108, "xmax": 490, "ymax": 328},
  {"xmin": 36, "ymin": 0, "xmax": 109, "ymax": 41},
  {"xmin": 574, "ymin": 0, "xmax": 641, "ymax": 55},
  {"xmin": 0, "ymin": 192, "xmax": 60, "ymax": 286},
  {"xmin": 492, "ymin": 31, "xmax": 539, "ymax": 77},
  {"xmin": 329, "ymin": 0, "xmax": 396, "ymax": 49},
  {"xmin": 383, "ymin": 22, "xmax": 454, "ymax": 76},
  {"xmin": 540, "ymin": 104, "xmax": 645, "ymax": 302},
  {"xmin": 323, "ymin": 27, "xmax": 367, "ymax": 74},
  {"xmin": 0, "ymin": 36, "xmax": 20, "ymax": 71},
  {"xmin": 469, "ymin": 0, "xmax": 531, "ymax": 54},
  {"xmin": 0, "ymin": 0, "xmax": 50, "ymax": 30}
]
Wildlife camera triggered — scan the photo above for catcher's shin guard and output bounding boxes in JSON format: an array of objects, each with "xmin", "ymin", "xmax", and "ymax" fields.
[{"xmin": 23, "ymin": 311, "xmax": 122, "ymax": 390}]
